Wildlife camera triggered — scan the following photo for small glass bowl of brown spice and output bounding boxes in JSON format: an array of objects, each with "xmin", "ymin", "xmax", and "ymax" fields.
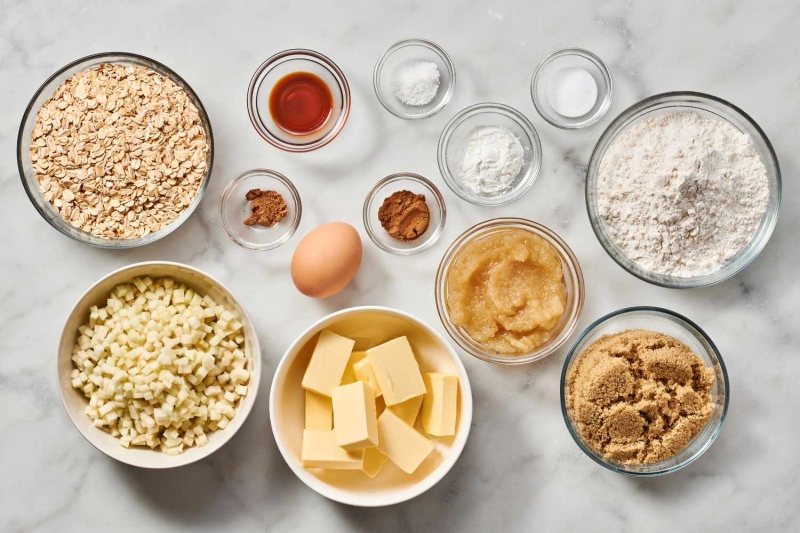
[
  {"xmin": 219, "ymin": 169, "xmax": 301, "ymax": 250},
  {"xmin": 363, "ymin": 173, "xmax": 446, "ymax": 256},
  {"xmin": 561, "ymin": 307, "xmax": 729, "ymax": 476}
]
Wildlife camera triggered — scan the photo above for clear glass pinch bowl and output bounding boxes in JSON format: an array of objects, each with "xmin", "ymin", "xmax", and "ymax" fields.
[
  {"xmin": 247, "ymin": 49, "xmax": 351, "ymax": 152},
  {"xmin": 437, "ymin": 103, "xmax": 542, "ymax": 206},
  {"xmin": 373, "ymin": 38, "xmax": 456, "ymax": 120}
]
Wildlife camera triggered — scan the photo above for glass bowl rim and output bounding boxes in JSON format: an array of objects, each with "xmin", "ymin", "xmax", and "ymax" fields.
[
  {"xmin": 437, "ymin": 102, "xmax": 543, "ymax": 206},
  {"xmin": 362, "ymin": 172, "xmax": 446, "ymax": 256},
  {"xmin": 559, "ymin": 305, "xmax": 730, "ymax": 476},
  {"xmin": 218, "ymin": 168, "xmax": 302, "ymax": 251},
  {"xmin": 17, "ymin": 51, "xmax": 215, "ymax": 249},
  {"xmin": 247, "ymin": 48, "xmax": 351, "ymax": 153},
  {"xmin": 435, "ymin": 217, "xmax": 585, "ymax": 365},
  {"xmin": 585, "ymin": 90, "xmax": 782, "ymax": 289},
  {"xmin": 372, "ymin": 37, "xmax": 457, "ymax": 120},
  {"xmin": 530, "ymin": 47, "xmax": 614, "ymax": 130}
]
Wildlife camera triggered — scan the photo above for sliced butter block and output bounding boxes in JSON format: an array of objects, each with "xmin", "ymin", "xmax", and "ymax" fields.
[
  {"xmin": 353, "ymin": 357, "xmax": 382, "ymax": 397},
  {"xmin": 302, "ymin": 330, "xmax": 355, "ymax": 397},
  {"xmin": 301, "ymin": 429, "xmax": 363, "ymax": 469},
  {"xmin": 305, "ymin": 390, "xmax": 333, "ymax": 431},
  {"xmin": 421, "ymin": 373, "xmax": 459, "ymax": 436},
  {"xmin": 361, "ymin": 447, "xmax": 389, "ymax": 478},
  {"xmin": 367, "ymin": 336, "xmax": 426, "ymax": 406},
  {"xmin": 389, "ymin": 395, "xmax": 423, "ymax": 426},
  {"xmin": 341, "ymin": 351, "xmax": 367, "ymax": 385},
  {"xmin": 332, "ymin": 381, "xmax": 378, "ymax": 451},
  {"xmin": 376, "ymin": 409, "xmax": 434, "ymax": 474}
]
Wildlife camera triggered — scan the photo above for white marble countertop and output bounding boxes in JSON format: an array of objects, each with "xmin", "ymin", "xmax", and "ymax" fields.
[{"xmin": 2, "ymin": 0, "xmax": 798, "ymax": 531}]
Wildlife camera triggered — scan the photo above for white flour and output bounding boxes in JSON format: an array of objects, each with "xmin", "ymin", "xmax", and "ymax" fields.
[
  {"xmin": 597, "ymin": 111, "xmax": 769, "ymax": 277},
  {"xmin": 459, "ymin": 126, "xmax": 524, "ymax": 195}
]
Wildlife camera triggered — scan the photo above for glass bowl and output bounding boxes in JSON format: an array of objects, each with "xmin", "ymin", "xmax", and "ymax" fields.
[
  {"xmin": 373, "ymin": 38, "xmax": 456, "ymax": 120},
  {"xmin": 435, "ymin": 218, "xmax": 584, "ymax": 365},
  {"xmin": 363, "ymin": 172, "xmax": 446, "ymax": 256},
  {"xmin": 248, "ymin": 49, "xmax": 350, "ymax": 152},
  {"xmin": 437, "ymin": 103, "xmax": 542, "ymax": 206},
  {"xmin": 586, "ymin": 92, "xmax": 782, "ymax": 288},
  {"xmin": 17, "ymin": 52, "xmax": 214, "ymax": 249},
  {"xmin": 561, "ymin": 307, "xmax": 729, "ymax": 476},
  {"xmin": 531, "ymin": 48, "xmax": 613, "ymax": 129},
  {"xmin": 219, "ymin": 169, "xmax": 301, "ymax": 250}
]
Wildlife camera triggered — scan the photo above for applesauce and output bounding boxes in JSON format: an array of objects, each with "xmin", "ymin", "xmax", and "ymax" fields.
[{"xmin": 445, "ymin": 229, "xmax": 567, "ymax": 355}]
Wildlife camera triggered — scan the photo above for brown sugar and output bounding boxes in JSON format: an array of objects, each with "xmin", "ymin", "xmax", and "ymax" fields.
[
  {"xmin": 244, "ymin": 189, "xmax": 287, "ymax": 227},
  {"xmin": 377, "ymin": 190, "xmax": 430, "ymax": 242},
  {"xmin": 566, "ymin": 329, "xmax": 715, "ymax": 465}
]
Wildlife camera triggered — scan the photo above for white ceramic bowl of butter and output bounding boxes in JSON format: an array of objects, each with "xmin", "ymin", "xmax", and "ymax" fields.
[
  {"xmin": 270, "ymin": 306, "xmax": 473, "ymax": 506},
  {"xmin": 57, "ymin": 261, "xmax": 261, "ymax": 468}
]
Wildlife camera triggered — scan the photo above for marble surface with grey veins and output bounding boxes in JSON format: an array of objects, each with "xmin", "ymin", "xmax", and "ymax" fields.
[{"xmin": 1, "ymin": 0, "xmax": 798, "ymax": 531}]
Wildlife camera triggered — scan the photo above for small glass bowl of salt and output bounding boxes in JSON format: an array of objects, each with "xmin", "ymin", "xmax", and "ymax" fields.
[
  {"xmin": 373, "ymin": 38, "xmax": 456, "ymax": 120},
  {"xmin": 531, "ymin": 48, "xmax": 613, "ymax": 129}
]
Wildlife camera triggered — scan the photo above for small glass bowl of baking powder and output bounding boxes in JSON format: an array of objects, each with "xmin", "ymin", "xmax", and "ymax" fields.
[
  {"xmin": 363, "ymin": 173, "xmax": 446, "ymax": 256},
  {"xmin": 586, "ymin": 92, "xmax": 781, "ymax": 288},
  {"xmin": 531, "ymin": 48, "xmax": 613, "ymax": 129},
  {"xmin": 561, "ymin": 307, "xmax": 729, "ymax": 476},
  {"xmin": 219, "ymin": 169, "xmax": 301, "ymax": 251},
  {"xmin": 438, "ymin": 103, "xmax": 542, "ymax": 206},
  {"xmin": 373, "ymin": 38, "xmax": 456, "ymax": 120}
]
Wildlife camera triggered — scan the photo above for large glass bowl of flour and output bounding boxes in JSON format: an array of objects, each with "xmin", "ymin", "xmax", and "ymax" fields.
[{"xmin": 586, "ymin": 92, "xmax": 781, "ymax": 288}]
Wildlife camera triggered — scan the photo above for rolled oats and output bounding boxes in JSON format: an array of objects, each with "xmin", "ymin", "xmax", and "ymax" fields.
[{"xmin": 30, "ymin": 63, "xmax": 210, "ymax": 239}]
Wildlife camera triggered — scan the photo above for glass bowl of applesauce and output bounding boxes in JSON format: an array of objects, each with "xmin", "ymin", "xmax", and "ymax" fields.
[{"xmin": 435, "ymin": 218, "xmax": 585, "ymax": 365}]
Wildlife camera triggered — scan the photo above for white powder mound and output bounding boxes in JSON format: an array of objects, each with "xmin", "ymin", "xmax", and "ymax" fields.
[
  {"xmin": 597, "ymin": 111, "xmax": 770, "ymax": 277},
  {"xmin": 459, "ymin": 126, "xmax": 524, "ymax": 195},
  {"xmin": 391, "ymin": 60, "xmax": 440, "ymax": 106}
]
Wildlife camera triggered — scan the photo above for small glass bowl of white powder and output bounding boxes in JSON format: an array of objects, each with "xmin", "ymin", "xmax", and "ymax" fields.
[
  {"xmin": 437, "ymin": 103, "xmax": 542, "ymax": 206},
  {"xmin": 374, "ymin": 38, "xmax": 456, "ymax": 120},
  {"xmin": 587, "ymin": 92, "xmax": 781, "ymax": 288},
  {"xmin": 531, "ymin": 48, "xmax": 613, "ymax": 130}
]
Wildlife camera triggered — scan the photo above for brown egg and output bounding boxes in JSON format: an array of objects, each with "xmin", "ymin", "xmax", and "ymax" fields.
[{"xmin": 291, "ymin": 222, "xmax": 362, "ymax": 298}]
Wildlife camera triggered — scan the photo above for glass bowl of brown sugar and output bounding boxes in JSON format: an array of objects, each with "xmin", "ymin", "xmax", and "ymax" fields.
[
  {"xmin": 561, "ymin": 307, "xmax": 730, "ymax": 476},
  {"xmin": 363, "ymin": 172, "xmax": 446, "ymax": 256},
  {"xmin": 219, "ymin": 169, "xmax": 301, "ymax": 251}
]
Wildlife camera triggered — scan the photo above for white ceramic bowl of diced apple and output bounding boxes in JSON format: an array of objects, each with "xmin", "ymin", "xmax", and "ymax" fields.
[
  {"xmin": 57, "ymin": 261, "xmax": 261, "ymax": 469},
  {"xmin": 269, "ymin": 306, "xmax": 473, "ymax": 507}
]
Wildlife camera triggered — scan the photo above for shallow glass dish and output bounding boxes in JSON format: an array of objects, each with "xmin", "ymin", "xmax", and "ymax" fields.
[
  {"xmin": 531, "ymin": 48, "xmax": 613, "ymax": 129},
  {"xmin": 363, "ymin": 172, "xmax": 446, "ymax": 256},
  {"xmin": 435, "ymin": 218, "xmax": 584, "ymax": 365},
  {"xmin": 17, "ymin": 52, "xmax": 214, "ymax": 249},
  {"xmin": 248, "ymin": 49, "xmax": 350, "ymax": 152},
  {"xmin": 219, "ymin": 169, "xmax": 301, "ymax": 251},
  {"xmin": 373, "ymin": 38, "xmax": 456, "ymax": 120},
  {"xmin": 586, "ymin": 92, "xmax": 782, "ymax": 288},
  {"xmin": 437, "ymin": 103, "xmax": 542, "ymax": 206},
  {"xmin": 561, "ymin": 307, "xmax": 729, "ymax": 476}
]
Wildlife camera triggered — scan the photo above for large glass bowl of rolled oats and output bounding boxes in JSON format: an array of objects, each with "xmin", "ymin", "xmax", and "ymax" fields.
[{"xmin": 17, "ymin": 52, "xmax": 214, "ymax": 248}]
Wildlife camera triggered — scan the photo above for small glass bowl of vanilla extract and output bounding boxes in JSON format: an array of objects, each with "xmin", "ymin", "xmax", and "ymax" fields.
[{"xmin": 248, "ymin": 49, "xmax": 351, "ymax": 152}]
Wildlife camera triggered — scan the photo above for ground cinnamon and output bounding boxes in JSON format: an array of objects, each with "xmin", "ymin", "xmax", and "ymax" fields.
[
  {"xmin": 244, "ymin": 189, "xmax": 287, "ymax": 227},
  {"xmin": 377, "ymin": 190, "xmax": 430, "ymax": 242}
]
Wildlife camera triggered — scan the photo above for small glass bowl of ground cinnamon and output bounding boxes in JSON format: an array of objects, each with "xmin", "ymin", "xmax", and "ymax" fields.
[
  {"xmin": 363, "ymin": 173, "xmax": 446, "ymax": 255},
  {"xmin": 561, "ymin": 307, "xmax": 729, "ymax": 476},
  {"xmin": 219, "ymin": 169, "xmax": 301, "ymax": 250}
]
